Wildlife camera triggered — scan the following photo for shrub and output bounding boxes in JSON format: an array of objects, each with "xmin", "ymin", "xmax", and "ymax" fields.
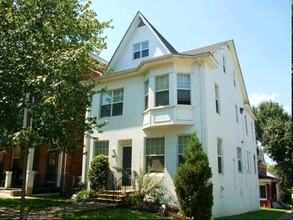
[
  {"xmin": 75, "ymin": 189, "xmax": 97, "ymax": 202},
  {"xmin": 88, "ymin": 154, "xmax": 109, "ymax": 192},
  {"xmin": 131, "ymin": 169, "xmax": 164, "ymax": 201},
  {"xmin": 174, "ymin": 132, "xmax": 213, "ymax": 220}
]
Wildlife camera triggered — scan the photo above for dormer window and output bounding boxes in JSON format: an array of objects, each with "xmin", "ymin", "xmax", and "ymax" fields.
[{"xmin": 133, "ymin": 41, "xmax": 149, "ymax": 59}]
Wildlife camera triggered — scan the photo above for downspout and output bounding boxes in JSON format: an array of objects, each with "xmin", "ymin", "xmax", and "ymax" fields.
[
  {"xmin": 198, "ymin": 58, "xmax": 207, "ymax": 152},
  {"xmin": 82, "ymin": 108, "xmax": 91, "ymax": 189}
]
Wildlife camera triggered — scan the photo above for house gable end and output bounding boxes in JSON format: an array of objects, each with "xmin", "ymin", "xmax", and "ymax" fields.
[{"xmin": 106, "ymin": 11, "xmax": 178, "ymax": 74}]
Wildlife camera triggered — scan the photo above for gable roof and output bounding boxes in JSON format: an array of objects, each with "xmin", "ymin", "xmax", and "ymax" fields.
[
  {"xmin": 106, "ymin": 11, "xmax": 178, "ymax": 72},
  {"xmin": 181, "ymin": 40, "xmax": 231, "ymax": 56}
]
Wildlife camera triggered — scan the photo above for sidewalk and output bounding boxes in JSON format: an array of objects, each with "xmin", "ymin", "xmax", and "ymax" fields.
[{"xmin": 278, "ymin": 211, "xmax": 292, "ymax": 220}]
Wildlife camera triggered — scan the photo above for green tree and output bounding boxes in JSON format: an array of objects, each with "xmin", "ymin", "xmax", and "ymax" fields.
[
  {"xmin": 0, "ymin": 0, "xmax": 110, "ymax": 219},
  {"xmin": 252, "ymin": 101, "xmax": 292, "ymax": 188},
  {"xmin": 174, "ymin": 132, "xmax": 213, "ymax": 220},
  {"xmin": 88, "ymin": 155, "xmax": 109, "ymax": 192}
]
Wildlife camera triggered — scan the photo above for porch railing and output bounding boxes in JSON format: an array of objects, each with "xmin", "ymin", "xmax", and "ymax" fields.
[{"xmin": 111, "ymin": 171, "xmax": 130, "ymax": 203}]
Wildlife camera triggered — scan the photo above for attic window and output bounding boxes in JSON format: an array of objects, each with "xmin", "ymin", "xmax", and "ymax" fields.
[
  {"xmin": 137, "ymin": 19, "xmax": 145, "ymax": 28},
  {"xmin": 133, "ymin": 41, "xmax": 149, "ymax": 59}
]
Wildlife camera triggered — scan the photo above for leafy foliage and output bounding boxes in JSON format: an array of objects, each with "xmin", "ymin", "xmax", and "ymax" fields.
[
  {"xmin": 174, "ymin": 132, "xmax": 213, "ymax": 220},
  {"xmin": 88, "ymin": 154, "xmax": 109, "ymax": 191},
  {"xmin": 0, "ymin": 0, "xmax": 111, "ymax": 152},
  {"xmin": 252, "ymin": 101, "xmax": 292, "ymax": 188},
  {"xmin": 131, "ymin": 169, "xmax": 164, "ymax": 200}
]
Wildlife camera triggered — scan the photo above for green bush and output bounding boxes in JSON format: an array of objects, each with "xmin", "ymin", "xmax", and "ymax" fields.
[
  {"xmin": 75, "ymin": 189, "xmax": 97, "ymax": 202},
  {"xmin": 131, "ymin": 169, "xmax": 164, "ymax": 201},
  {"xmin": 88, "ymin": 154, "xmax": 109, "ymax": 191},
  {"xmin": 174, "ymin": 132, "xmax": 213, "ymax": 220}
]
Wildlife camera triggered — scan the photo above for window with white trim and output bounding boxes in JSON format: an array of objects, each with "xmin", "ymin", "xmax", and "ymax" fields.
[
  {"xmin": 177, "ymin": 74, "xmax": 191, "ymax": 105},
  {"xmin": 178, "ymin": 135, "xmax": 190, "ymax": 165},
  {"xmin": 245, "ymin": 115, "xmax": 248, "ymax": 135},
  {"xmin": 217, "ymin": 138, "xmax": 223, "ymax": 174},
  {"xmin": 94, "ymin": 141, "xmax": 109, "ymax": 156},
  {"xmin": 253, "ymin": 154, "xmax": 257, "ymax": 174},
  {"xmin": 233, "ymin": 71, "xmax": 236, "ymax": 87},
  {"xmin": 247, "ymin": 151, "xmax": 251, "ymax": 173},
  {"xmin": 101, "ymin": 88, "xmax": 124, "ymax": 117},
  {"xmin": 215, "ymin": 84, "xmax": 220, "ymax": 114},
  {"xmin": 235, "ymin": 105, "xmax": 239, "ymax": 123},
  {"xmin": 155, "ymin": 75, "xmax": 169, "ymax": 106},
  {"xmin": 259, "ymin": 185, "xmax": 267, "ymax": 199},
  {"xmin": 237, "ymin": 147, "xmax": 242, "ymax": 172},
  {"xmin": 222, "ymin": 55, "xmax": 226, "ymax": 73},
  {"xmin": 133, "ymin": 41, "xmax": 149, "ymax": 59},
  {"xmin": 145, "ymin": 80, "xmax": 149, "ymax": 110},
  {"xmin": 146, "ymin": 137, "xmax": 165, "ymax": 173}
]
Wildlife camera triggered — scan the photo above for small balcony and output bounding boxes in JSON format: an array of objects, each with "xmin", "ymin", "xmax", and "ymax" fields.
[{"xmin": 143, "ymin": 105, "xmax": 194, "ymax": 129}]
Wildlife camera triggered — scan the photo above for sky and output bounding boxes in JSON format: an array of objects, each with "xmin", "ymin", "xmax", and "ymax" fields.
[
  {"xmin": 90, "ymin": 1, "xmax": 291, "ymax": 165},
  {"xmin": 91, "ymin": 0, "xmax": 291, "ymax": 115}
]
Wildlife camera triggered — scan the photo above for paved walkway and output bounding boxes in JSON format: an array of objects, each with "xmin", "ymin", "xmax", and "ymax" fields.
[{"xmin": 278, "ymin": 211, "xmax": 292, "ymax": 220}]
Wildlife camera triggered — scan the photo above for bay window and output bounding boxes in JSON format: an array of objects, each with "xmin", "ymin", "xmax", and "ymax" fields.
[
  {"xmin": 155, "ymin": 75, "xmax": 169, "ymax": 106},
  {"xmin": 177, "ymin": 74, "xmax": 191, "ymax": 105}
]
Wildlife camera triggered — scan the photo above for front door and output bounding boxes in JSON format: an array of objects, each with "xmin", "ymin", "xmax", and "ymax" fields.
[
  {"xmin": 122, "ymin": 146, "xmax": 132, "ymax": 186},
  {"xmin": 45, "ymin": 152, "xmax": 56, "ymax": 186}
]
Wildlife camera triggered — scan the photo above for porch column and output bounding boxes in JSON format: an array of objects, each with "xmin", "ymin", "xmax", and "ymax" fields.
[
  {"xmin": 56, "ymin": 152, "xmax": 64, "ymax": 188},
  {"xmin": 5, "ymin": 171, "xmax": 12, "ymax": 188},
  {"xmin": 26, "ymin": 148, "xmax": 35, "ymax": 195}
]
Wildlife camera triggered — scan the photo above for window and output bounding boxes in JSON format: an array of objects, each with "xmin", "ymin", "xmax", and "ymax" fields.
[
  {"xmin": 178, "ymin": 135, "xmax": 190, "ymax": 165},
  {"xmin": 237, "ymin": 147, "xmax": 242, "ymax": 172},
  {"xmin": 217, "ymin": 138, "xmax": 223, "ymax": 174},
  {"xmin": 235, "ymin": 105, "xmax": 239, "ymax": 123},
  {"xmin": 253, "ymin": 154, "xmax": 257, "ymax": 174},
  {"xmin": 94, "ymin": 141, "xmax": 109, "ymax": 156},
  {"xmin": 101, "ymin": 88, "xmax": 123, "ymax": 117},
  {"xmin": 133, "ymin": 41, "xmax": 149, "ymax": 59},
  {"xmin": 145, "ymin": 80, "xmax": 149, "ymax": 110},
  {"xmin": 247, "ymin": 151, "xmax": 251, "ymax": 173},
  {"xmin": 215, "ymin": 84, "xmax": 220, "ymax": 114},
  {"xmin": 146, "ymin": 138, "xmax": 164, "ymax": 173},
  {"xmin": 155, "ymin": 75, "xmax": 169, "ymax": 106},
  {"xmin": 259, "ymin": 185, "xmax": 267, "ymax": 199},
  {"xmin": 222, "ymin": 55, "xmax": 226, "ymax": 73},
  {"xmin": 245, "ymin": 115, "xmax": 248, "ymax": 135},
  {"xmin": 177, "ymin": 74, "xmax": 191, "ymax": 105},
  {"xmin": 233, "ymin": 71, "xmax": 236, "ymax": 87},
  {"xmin": 251, "ymin": 122, "xmax": 254, "ymax": 140}
]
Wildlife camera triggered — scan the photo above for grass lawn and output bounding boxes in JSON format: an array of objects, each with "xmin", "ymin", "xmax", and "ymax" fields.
[
  {"xmin": 0, "ymin": 197, "xmax": 290, "ymax": 219},
  {"xmin": 0, "ymin": 197, "xmax": 173, "ymax": 219},
  {"xmin": 215, "ymin": 208, "xmax": 290, "ymax": 220},
  {"xmin": 59, "ymin": 207, "xmax": 174, "ymax": 219},
  {"xmin": 0, "ymin": 197, "xmax": 74, "ymax": 211}
]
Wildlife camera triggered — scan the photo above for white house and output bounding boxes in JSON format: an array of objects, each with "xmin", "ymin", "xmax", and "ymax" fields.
[{"xmin": 82, "ymin": 11, "xmax": 260, "ymax": 218}]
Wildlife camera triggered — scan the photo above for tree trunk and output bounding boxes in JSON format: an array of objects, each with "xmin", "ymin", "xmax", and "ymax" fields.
[{"xmin": 20, "ymin": 147, "xmax": 29, "ymax": 220}]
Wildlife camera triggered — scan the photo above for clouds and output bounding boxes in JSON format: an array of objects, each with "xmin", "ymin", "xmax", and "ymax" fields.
[
  {"xmin": 249, "ymin": 92, "xmax": 291, "ymax": 114},
  {"xmin": 249, "ymin": 92, "xmax": 277, "ymax": 107}
]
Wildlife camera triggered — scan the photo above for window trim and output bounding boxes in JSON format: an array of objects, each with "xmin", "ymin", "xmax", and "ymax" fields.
[
  {"xmin": 178, "ymin": 135, "xmax": 190, "ymax": 165},
  {"xmin": 145, "ymin": 137, "xmax": 165, "ymax": 173},
  {"xmin": 217, "ymin": 138, "xmax": 223, "ymax": 174},
  {"xmin": 145, "ymin": 80, "xmax": 149, "ymax": 110},
  {"xmin": 94, "ymin": 140, "xmax": 109, "ymax": 157},
  {"xmin": 259, "ymin": 185, "xmax": 267, "ymax": 200},
  {"xmin": 235, "ymin": 104, "xmax": 239, "ymax": 123},
  {"xmin": 155, "ymin": 75, "xmax": 169, "ymax": 107},
  {"xmin": 100, "ymin": 88, "xmax": 124, "ymax": 118},
  {"xmin": 237, "ymin": 146, "xmax": 242, "ymax": 173},
  {"xmin": 215, "ymin": 83, "xmax": 221, "ymax": 115},
  {"xmin": 133, "ymin": 41, "xmax": 149, "ymax": 60},
  {"xmin": 223, "ymin": 55, "xmax": 226, "ymax": 73},
  {"xmin": 177, "ymin": 74, "xmax": 191, "ymax": 105}
]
